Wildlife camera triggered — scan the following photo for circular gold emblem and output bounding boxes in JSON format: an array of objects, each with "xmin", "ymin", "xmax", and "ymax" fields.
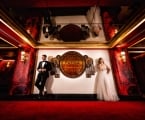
[{"xmin": 60, "ymin": 51, "xmax": 86, "ymax": 78}]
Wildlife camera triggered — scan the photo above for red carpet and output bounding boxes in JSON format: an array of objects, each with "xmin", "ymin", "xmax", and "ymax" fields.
[{"xmin": 0, "ymin": 101, "xmax": 145, "ymax": 120}]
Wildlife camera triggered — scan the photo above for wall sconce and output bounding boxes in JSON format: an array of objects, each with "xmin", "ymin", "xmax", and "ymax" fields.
[
  {"xmin": 20, "ymin": 51, "xmax": 27, "ymax": 63},
  {"xmin": 6, "ymin": 61, "xmax": 11, "ymax": 68},
  {"xmin": 26, "ymin": 29, "xmax": 31, "ymax": 34},
  {"xmin": 114, "ymin": 28, "xmax": 118, "ymax": 34},
  {"xmin": 43, "ymin": 25, "xmax": 50, "ymax": 38},
  {"xmin": 120, "ymin": 50, "xmax": 126, "ymax": 63},
  {"xmin": 45, "ymin": 26, "xmax": 49, "ymax": 33},
  {"xmin": 43, "ymin": 25, "xmax": 49, "ymax": 34}
]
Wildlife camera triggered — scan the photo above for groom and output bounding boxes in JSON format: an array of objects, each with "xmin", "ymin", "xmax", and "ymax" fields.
[{"xmin": 35, "ymin": 54, "xmax": 52, "ymax": 96}]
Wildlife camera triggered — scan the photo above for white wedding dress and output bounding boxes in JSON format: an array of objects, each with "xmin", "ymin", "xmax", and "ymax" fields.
[{"xmin": 95, "ymin": 63, "xmax": 119, "ymax": 101}]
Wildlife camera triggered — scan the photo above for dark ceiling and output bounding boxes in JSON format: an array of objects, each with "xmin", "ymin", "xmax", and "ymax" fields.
[
  {"xmin": 0, "ymin": 0, "xmax": 137, "ymax": 7},
  {"xmin": 129, "ymin": 39, "xmax": 145, "ymax": 49},
  {"xmin": 0, "ymin": 38, "xmax": 14, "ymax": 48},
  {"xmin": 1, "ymin": 0, "xmax": 143, "ymax": 18}
]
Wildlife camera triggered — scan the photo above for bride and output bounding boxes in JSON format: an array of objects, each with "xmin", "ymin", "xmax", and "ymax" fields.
[{"xmin": 95, "ymin": 57, "xmax": 119, "ymax": 101}]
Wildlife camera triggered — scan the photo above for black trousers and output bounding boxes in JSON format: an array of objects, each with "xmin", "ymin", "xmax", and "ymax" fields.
[{"xmin": 35, "ymin": 72, "xmax": 48, "ymax": 94}]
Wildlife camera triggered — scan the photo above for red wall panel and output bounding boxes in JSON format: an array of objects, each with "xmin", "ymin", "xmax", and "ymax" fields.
[
  {"xmin": 110, "ymin": 48, "xmax": 140, "ymax": 96},
  {"xmin": 0, "ymin": 60, "xmax": 16, "ymax": 94},
  {"xmin": 10, "ymin": 48, "xmax": 36, "ymax": 95}
]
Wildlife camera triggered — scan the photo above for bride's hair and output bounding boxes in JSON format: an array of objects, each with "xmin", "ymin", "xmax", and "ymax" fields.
[{"xmin": 98, "ymin": 57, "xmax": 104, "ymax": 64}]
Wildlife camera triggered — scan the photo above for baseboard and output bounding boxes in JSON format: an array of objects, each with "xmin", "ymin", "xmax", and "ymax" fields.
[
  {"xmin": 0, "ymin": 94, "xmax": 144, "ymax": 101},
  {"xmin": 0, "ymin": 94, "xmax": 97, "ymax": 101},
  {"xmin": 119, "ymin": 95, "xmax": 144, "ymax": 101}
]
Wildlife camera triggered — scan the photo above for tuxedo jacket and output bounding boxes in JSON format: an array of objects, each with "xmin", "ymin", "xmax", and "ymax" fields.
[
  {"xmin": 35, "ymin": 61, "xmax": 52, "ymax": 90},
  {"xmin": 37, "ymin": 61, "xmax": 52, "ymax": 75}
]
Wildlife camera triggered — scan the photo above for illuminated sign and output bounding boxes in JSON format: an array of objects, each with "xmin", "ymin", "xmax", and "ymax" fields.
[{"xmin": 60, "ymin": 51, "xmax": 86, "ymax": 78}]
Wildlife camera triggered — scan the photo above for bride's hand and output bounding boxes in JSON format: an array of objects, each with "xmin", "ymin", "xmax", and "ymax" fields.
[{"xmin": 107, "ymin": 68, "xmax": 110, "ymax": 74}]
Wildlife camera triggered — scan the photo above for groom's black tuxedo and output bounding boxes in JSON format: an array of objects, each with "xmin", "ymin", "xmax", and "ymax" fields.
[{"xmin": 35, "ymin": 60, "xmax": 52, "ymax": 94}]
